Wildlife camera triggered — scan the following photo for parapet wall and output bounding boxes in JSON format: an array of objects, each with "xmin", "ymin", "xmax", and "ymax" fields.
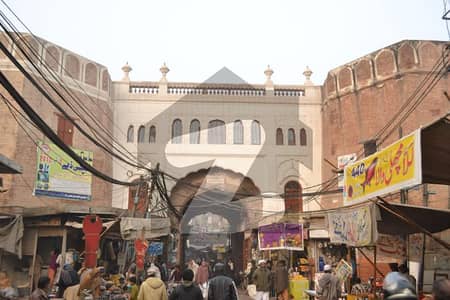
[
  {"xmin": 324, "ymin": 40, "xmax": 447, "ymax": 101},
  {"xmin": 0, "ymin": 32, "xmax": 111, "ymax": 99}
]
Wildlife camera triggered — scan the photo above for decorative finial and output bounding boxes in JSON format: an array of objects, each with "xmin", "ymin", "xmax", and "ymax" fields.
[
  {"xmin": 121, "ymin": 62, "xmax": 132, "ymax": 81},
  {"xmin": 160, "ymin": 62, "xmax": 169, "ymax": 80},
  {"xmin": 264, "ymin": 65, "xmax": 274, "ymax": 80},
  {"xmin": 303, "ymin": 66, "xmax": 313, "ymax": 85}
]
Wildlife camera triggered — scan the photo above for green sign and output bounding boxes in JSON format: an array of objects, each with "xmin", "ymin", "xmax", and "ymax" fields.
[{"xmin": 34, "ymin": 141, "xmax": 93, "ymax": 200}]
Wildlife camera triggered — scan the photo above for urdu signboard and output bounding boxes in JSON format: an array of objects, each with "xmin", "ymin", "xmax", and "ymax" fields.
[
  {"xmin": 343, "ymin": 130, "xmax": 422, "ymax": 206},
  {"xmin": 34, "ymin": 141, "xmax": 93, "ymax": 201}
]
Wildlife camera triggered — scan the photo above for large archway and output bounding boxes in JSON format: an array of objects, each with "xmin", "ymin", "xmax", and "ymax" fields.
[{"xmin": 169, "ymin": 166, "xmax": 261, "ymax": 272}]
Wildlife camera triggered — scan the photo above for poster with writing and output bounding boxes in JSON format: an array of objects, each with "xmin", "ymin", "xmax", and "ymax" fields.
[
  {"xmin": 258, "ymin": 223, "xmax": 284, "ymax": 250},
  {"xmin": 335, "ymin": 259, "xmax": 353, "ymax": 282},
  {"xmin": 34, "ymin": 141, "xmax": 93, "ymax": 200},
  {"xmin": 408, "ymin": 233, "xmax": 424, "ymax": 262},
  {"xmin": 328, "ymin": 204, "xmax": 374, "ymax": 246},
  {"xmin": 258, "ymin": 223, "xmax": 304, "ymax": 250}
]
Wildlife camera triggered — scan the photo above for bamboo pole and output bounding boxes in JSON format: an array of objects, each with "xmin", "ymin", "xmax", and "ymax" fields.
[{"xmin": 357, "ymin": 248, "xmax": 384, "ymax": 277}]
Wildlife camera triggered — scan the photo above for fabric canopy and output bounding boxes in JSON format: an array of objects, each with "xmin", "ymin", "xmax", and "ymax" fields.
[
  {"xmin": 0, "ymin": 215, "xmax": 23, "ymax": 258},
  {"xmin": 421, "ymin": 114, "xmax": 450, "ymax": 185},
  {"xmin": 120, "ymin": 217, "xmax": 170, "ymax": 240},
  {"xmin": 377, "ymin": 202, "xmax": 450, "ymax": 235}
]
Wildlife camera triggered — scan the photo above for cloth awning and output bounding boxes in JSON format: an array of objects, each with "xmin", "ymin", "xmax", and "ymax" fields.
[
  {"xmin": 421, "ymin": 113, "xmax": 450, "ymax": 185},
  {"xmin": 120, "ymin": 217, "xmax": 170, "ymax": 240},
  {"xmin": 377, "ymin": 202, "xmax": 450, "ymax": 235},
  {"xmin": 0, "ymin": 215, "xmax": 23, "ymax": 258}
]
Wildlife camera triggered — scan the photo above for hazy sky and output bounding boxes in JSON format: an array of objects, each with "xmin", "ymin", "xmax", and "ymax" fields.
[{"xmin": 3, "ymin": 0, "xmax": 448, "ymax": 84}]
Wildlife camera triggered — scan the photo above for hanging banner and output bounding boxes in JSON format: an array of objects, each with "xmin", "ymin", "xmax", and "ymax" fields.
[
  {"xmin": 343, "ymin": 130, "xmax": 421, "ymax": 206},
  {"xmin": 328, "ymin": 204, "xmax": 375, "ymax": 246},
  {"xmin": 258, "ymin": 223, "xmax": 303, "ymax": 250},
  {"xmin": 34, "ymin": 141, "xmax": 93, "ymax": 201}
]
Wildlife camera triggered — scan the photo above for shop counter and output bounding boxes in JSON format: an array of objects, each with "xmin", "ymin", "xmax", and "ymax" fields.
[{"xmin": 289, "ymin": 278, "xmax": 309, "ymax": 300}]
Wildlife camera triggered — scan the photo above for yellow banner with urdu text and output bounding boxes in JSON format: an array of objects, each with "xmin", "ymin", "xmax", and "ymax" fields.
[{"xmin": 343, "ymin": 130, "xmax": 421, "ymax": 206}]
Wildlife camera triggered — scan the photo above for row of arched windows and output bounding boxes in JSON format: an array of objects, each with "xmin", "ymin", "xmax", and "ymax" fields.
[
  {"xmin": 127, "ymin": 125, "xmax": 156, "ymax": 143},
  {"xmin": 276, "ymin": 128, "xmax": 307, "ymax": 146},
  {"xmin": 126, "ymin": 122, "xmax": 307, "ymax": 145},
  {"xmin": 126, "ymin": 120, "xmax": 261, "ymax": 145},
  {"xmin": 172, "ymin": 119, "xmax": 262, "ymax": 145}
]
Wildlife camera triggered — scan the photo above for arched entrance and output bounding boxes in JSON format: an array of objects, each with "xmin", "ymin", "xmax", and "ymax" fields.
[
  {"xmin": 284, "ymin": 181, "xmax": 303, "ymax": 213},
  {"xmin": 169, "ymin": 166, "xmax": 261, "ymax": 272}
]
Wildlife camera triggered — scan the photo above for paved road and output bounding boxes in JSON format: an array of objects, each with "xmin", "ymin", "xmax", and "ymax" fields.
[{"xmin": 238, "ymin": 290, "xmax": 277, "ymax": 300}]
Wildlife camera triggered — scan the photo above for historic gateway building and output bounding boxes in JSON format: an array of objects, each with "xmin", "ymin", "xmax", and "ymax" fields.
[{"xmin": 0, "ymin": 32, "xmax": 448, "ymax": 275}]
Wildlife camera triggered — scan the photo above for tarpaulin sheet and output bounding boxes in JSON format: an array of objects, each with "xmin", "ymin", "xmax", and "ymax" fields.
[
  {"xmin": 0, "ymin": 215, "xmax": 23, "ymax": 258},
  {"xmin": 120, "ymin": 217, "xmax": 170, "ymax": 240}
]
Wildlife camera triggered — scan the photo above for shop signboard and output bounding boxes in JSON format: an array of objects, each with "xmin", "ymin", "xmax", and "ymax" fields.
[
  {"xmin": 328, "ymin": 204, "xmax": 375, "ymax": 247},
  {"xmin": 34, "ymin": 141, "xmax": 93, "ymax": 201},
  {"xmin": 258, "ymin": 223, "xmax": 303, "ymax": 250},
  {"xmin": 343, "ymin": 130, "xmax": 421, "ymax": 206},
  {"xmin": 147, "ymin": 242, "xmax": 163, "ymax": 256}
]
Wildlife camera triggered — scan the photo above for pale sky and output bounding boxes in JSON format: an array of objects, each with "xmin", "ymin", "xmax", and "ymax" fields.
[{"xmin": 3, "ymin": 0, "xmax": 448, "ymax": 84}]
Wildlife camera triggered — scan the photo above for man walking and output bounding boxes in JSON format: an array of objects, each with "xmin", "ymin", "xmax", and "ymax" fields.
[
  {"xmin": 169, "ymin": 269, "xmax": 203, "ymax": 300},
  {"xmin": 274, "ymin": 260, "xmax": 289, "ymax": 300},
  {"xmin": 252, "ymin": 260, "xmax": 272, "ymax": 300},
  {"xmin": 138, "ymin": 266, "xmax": 168, "ymax": 300},
  {"xmin": 208, "ymin": 263, "xmax": 238, "ymax": 300},
  {"xmin": 316, "ymin": 265, "xmax": 341, "ymax": 300}
]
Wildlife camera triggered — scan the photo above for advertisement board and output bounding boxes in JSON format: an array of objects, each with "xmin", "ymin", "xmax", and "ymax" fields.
[
  {"xmin": 328, "ymin": 204, "xmax": 375, "ymax": 247},
  {"xmin": 343, "ymin": 130, "xmax": 421, "ymax": 206},
  {"xmin": 34, "ymin": 141, "xmax": 93, "ymax": 201},
  {"xmin": 258, "ymin": 223, "xmax": 303, "ymax": 251}
]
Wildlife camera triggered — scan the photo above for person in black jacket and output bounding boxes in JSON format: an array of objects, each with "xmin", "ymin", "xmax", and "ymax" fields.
[
  {"xmin": 208, "ymin": 263, "xmax": 238, "ymax": 300},
  {"xmin": 169, "ymin": 269, "xmax": 203, "ymax": 300}
]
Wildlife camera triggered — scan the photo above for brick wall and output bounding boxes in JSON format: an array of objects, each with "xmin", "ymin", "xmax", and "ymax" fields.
[
  {"xmin": 0, "ymin": 33, "xmax": 113, "ymax": 209},
  {"xmin": 321, "ymin": 40, "xmax": 450, "ymax": 209}
]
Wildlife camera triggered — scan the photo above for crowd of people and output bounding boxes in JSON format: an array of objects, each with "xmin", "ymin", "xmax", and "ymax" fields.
[
  {"xmin": 24, "ymin": 255, "xmax": 244, "ymax": 300},
  {"xmin": 1, "ymin": 251, "xmax": 449, "ymax": 300}
]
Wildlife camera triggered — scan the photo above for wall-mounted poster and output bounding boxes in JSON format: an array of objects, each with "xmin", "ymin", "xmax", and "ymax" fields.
[
  {"xmin": 34, "ymin": 141, "xmax": 93, "ymax": 201},
  {"xmin": 258, "ymin": 223, "xmax": 303, "ymax": 251}
]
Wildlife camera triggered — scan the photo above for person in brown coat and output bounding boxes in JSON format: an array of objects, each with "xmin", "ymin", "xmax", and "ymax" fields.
[
  {"xmin": 274, "ymin": 260, "xmax": 289, "ymax": 300},
  {"xmin": 31, "ymin": 276, "xmax": 50, "ymax": 300}
]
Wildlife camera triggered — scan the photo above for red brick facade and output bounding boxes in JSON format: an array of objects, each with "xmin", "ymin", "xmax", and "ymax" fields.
[
  {"xmin": 0, "ymin": 33, "xmax": 113, "ymax": 209},
  {"xmin": 321, "ymin": 40, "xmax": 450, "ymax": 210}
]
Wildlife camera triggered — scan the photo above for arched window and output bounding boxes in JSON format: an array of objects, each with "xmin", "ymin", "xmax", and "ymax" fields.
[
  {"xmin": 138, "ymin": 126, "xmax": 145, "ymax": 143},
  {"xmin": 127, "ymin": 125, "xmax": 134, "ymax": 143},
  {"xmin": 284, "ymin": 181, "xmax": 303, "ymax": 213},
  {"xmin": 276, "ymin": 128, "xmax": 284, "ymax": 145},
  {"xmin": 172, "ymin": 119, "xmax": 182, "ymax": 144},
  {"xmin": 251, "ymin": 120, "xmax": 261, "ymax": 145},
  {"xmin": 288, "ymin": 128, "xmax": 296, "ymax": 145},
  {"xmin": 149, "ymin": 126, "xmax": 156, "ymax": 143},
  {"xmin": 300, "ymin": 128, "xmax": 307, "ymax": 146},
  {"xmin": 233, "ymin": 120, "xmax": 243, "ymax": 144},
  {"xmin": 190, "ymin": 119, "xmax": 200, "ymax": 144},
  {"xmin": 208, "ymin": 120, "xmax": 226, "ymax": 144}
]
